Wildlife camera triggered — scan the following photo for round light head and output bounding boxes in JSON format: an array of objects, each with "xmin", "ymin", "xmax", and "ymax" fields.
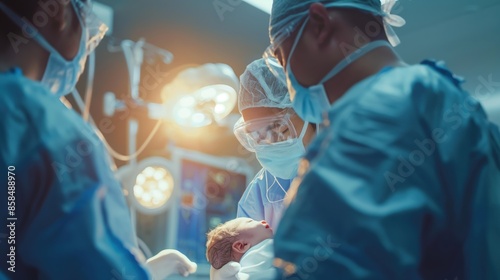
[
  {"xmin": 199, "ymin": 84, "xmax": 237, "ymax": 122},
  {"xmin": 172, "ymin": 95, "xmax": 212, "ymax": 127},
  {"xmin": 172, "ymin": 84, "xmax": 236, "ymax": 127},
  {"xmin": 127, "ymin": 157, "xmax": 176, "ymax": 215},
  {"xmin": 161, "ymin": 63, "xmax": 239, "ymax": 128}
]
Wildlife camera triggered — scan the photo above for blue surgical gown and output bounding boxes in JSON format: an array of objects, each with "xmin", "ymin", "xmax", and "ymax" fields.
[
  {"xmin": 274, "ymin": 62, "xmax": 500, "ymax": 280},
  {"xmin": 0, "ymin": 70, "xmax": 150, "ymax": 279},
  {"xmin": 237, "ymin": 169, "xmax": 292, "ymax": 230}
]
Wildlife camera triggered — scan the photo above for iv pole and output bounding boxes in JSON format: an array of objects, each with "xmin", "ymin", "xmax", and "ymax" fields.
[{"xmin": 106, "ymin": 38, "xmax": 174, "ymax": 238}]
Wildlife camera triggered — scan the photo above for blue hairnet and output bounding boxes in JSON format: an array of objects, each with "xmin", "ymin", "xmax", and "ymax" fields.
[
  {"xmin": 270, "ymin": 0, "xmax": 405, "ymax": 47},
  {"xmin": 238, "ymin": 58, "xmax": 291, "ymax": 113}
]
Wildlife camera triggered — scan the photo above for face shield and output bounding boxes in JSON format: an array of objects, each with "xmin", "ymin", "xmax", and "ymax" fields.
[{"xmin": 234, "ymin": 109, "xmax": 302, "ymax": 152}]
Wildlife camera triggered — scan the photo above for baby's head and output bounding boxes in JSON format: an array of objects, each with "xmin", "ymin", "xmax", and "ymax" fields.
[{"xmin": 206, "ymin": 218, "xmax": 273, "ymax": 269}]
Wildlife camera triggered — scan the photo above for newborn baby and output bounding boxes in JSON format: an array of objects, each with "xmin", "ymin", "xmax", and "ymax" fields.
[{"xmin": 206, "ymin": 218, "xmax": 276, "ymax": 280}]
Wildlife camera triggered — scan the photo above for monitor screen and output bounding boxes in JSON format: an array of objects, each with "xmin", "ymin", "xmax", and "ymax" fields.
[{"xmin": 175, "ymin": 158, "xmax": 247, "ymax": 265}]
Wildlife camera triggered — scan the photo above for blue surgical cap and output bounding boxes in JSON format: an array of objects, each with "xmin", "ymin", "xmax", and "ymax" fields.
[
  {"xmin": 270, "ymin": 0, "xmax": 405, "ymax": 47},
  {"xmin": 238, "ymin": 58, "xmax": 292, "ymax": 114}
]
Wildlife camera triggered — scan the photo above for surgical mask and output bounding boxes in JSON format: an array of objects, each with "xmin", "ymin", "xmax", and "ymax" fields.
[
  {"xmin": 285, "ymin": 18, "xmax": 394, "ymax": 124},
  {"xmin": 255, "ymin": 120, "xmax": 308, "ymax": 179},
  {"xmin": 0, "ymin": 1, "xmax": 107, "ymax": 97}
]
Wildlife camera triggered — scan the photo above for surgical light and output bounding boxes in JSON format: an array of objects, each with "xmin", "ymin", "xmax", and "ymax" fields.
[
  {"xmin": 172, "ymin": 84, "xmax": 237, "ymax": 127},
  {"xmin": 133, "ymin": 166, "xmax": 173, "ymax": 209},
  {"xmin": 162, "ymin": 63, "xmax": 239, "ymax": 127},
  {"xmin": 104, "ymin": 63, "xmax": 238, "ymax": 129},
  {"xmin": 116, "ymin": 157, "xmax": 176, "ymax": 215}
]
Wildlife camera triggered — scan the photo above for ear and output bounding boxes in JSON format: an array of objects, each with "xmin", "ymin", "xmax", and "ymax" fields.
[
  {"xmin": 232, "ymin": 240, "xmax": 251, "ymax": 254},
  {"xmin": 308, "ymin": 3, "xmax": 334, "ymax": 46}
]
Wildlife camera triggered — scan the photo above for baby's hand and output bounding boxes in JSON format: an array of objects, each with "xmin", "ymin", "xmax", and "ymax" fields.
[{"xmin": 147, "ymin": 249, "xmax": 197, "ymax": 279}]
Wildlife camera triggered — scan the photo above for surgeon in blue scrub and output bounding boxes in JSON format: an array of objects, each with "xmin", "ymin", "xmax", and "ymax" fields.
[
  {"xmin": 265, "ymin": 0, "xmax": 500, "ymax": 279},
  {"xmin": 233, "ymin": 59, "xmax": 316, "ymax": 230},
  {"xmin": 0, "ymin": 1, "xmax": 195, "ymax": 279}
]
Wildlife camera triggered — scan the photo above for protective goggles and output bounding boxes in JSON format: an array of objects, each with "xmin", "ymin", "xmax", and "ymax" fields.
[
  {"xmin": 234, "ymin": 110, "xmax": 300, "ymax": 152},
  {"xmin": 74, "ymin": 0, "xmax": 108, "ymax": 53}
]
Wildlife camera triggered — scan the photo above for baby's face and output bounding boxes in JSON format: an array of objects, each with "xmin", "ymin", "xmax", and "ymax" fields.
[{"xmin": 232, "ymin": 218, "xmax": 273, "ymax": 246}]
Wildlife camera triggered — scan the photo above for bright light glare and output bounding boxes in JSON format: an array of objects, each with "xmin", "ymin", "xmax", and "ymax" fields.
[
  {"xmin": 136, "ymin": 174, "xmax": 146, "ymax": 185},
  {"xmin": 158, "ymin": 181, "xmax": 168, "ymax": 191},
  {"xmin": 133, "ymin": 166, "xmax": 174, "ymax": 209},
  {"xmin": 172, "ymin": 84, "xmax": 236, "ymax": 127},
  {"xmin": 192, "ymin": 113, "xmax": 208, "ymax": 124},
  {"xmin": 199, "ymin": 87, "xmax": 217, "ymax": 99},
  {"xmin": 134, "ymin": 185, "xmax": 144, "ymax": 196},
  {"xmin": 207, "ymin": 85, "xmax": 236, "ymax": 121},
  {"xmin": 143, "ymin": 167, "xmax": 155, "ymax": 177},
  {"xmin": 178, "ymin": 96, "xmax": 196, "ymax": 107},
  {"xmin": 215, "ymin": 92, "xmax": 229, "ymax": 103},
  {"xmin": 214, "ymin": 104, "xmax": 226, "ymax": 115},
  {"xmin": 177, "ymin": 108, "xmax": 193, "ymax": 120}
]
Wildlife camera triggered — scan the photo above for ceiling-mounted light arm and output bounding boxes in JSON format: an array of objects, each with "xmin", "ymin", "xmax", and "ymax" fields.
[
  {"xmin": 107, "ymin": 38, "xmax": 174, "ymax": 100},
  {"xmin": 104, "ymin": 63, "xmax": 239, "ymax": 130},
  {"xmin": 128, "ymin": 39, "xmax": 144, "ymax": 100},
  {"xmin": 102, "ymin": 38, "xmax": 175, "ymax": 163},
  {"xmin": 141, "ymin": 41, "xmax": 174, "ymax": 65}
]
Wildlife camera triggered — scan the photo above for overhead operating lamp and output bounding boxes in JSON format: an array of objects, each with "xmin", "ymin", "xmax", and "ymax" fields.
[
  {"xmin": 103, "ymin": 62, "xmax": 238, "ymax": 128},
  {"xmin": 103, "ymin": 39, "xmax": 239, "ymax": 217},
  {"xmin": 160, "ymin": 63, "xmax": 239, "ymax": 127},
  {"xmin": 116, "ymin": 157, "xmax": 176, "ymax": 215}
]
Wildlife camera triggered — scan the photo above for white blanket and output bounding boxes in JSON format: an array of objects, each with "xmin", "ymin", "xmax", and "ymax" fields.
[{"xmin": 210, "ymin": 239, "xmax": 276, "ymax": 280}]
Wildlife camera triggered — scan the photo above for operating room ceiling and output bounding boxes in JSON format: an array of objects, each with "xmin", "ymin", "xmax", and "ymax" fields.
[
  {"xmin": 85, "ymin": 0, "xmax": 499, "ymax": 164},
  {"xmin": 98, "ymin": 0, "xmax": 499, "ymax": 87},
  {"xmin": 395, "ymin": 0, "xmax": 500, "ymax": 95}
]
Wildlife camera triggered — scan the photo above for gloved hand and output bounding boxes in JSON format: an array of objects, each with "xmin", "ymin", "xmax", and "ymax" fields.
[
  {"xmin": 210, "ymin": 262, "xmax": 243, "ymax": 280},
  {"xmin": 146, "ymin": 249, "xmax": 197, "ymax": 279}
]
